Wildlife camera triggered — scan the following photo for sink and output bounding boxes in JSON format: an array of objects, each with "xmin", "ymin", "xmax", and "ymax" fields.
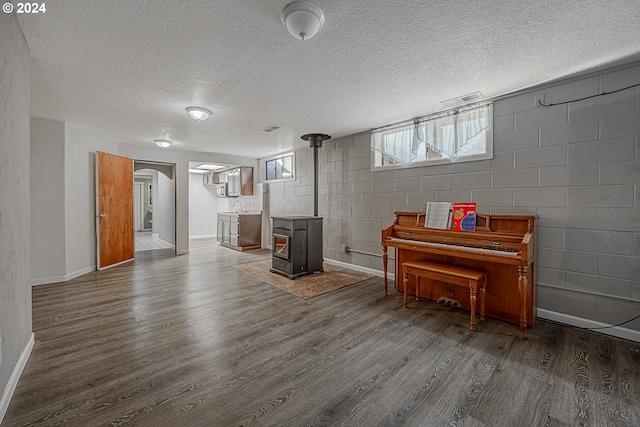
[{"xmin": 219, "ymin": 211, "xmax": 261, "ymax": 215}]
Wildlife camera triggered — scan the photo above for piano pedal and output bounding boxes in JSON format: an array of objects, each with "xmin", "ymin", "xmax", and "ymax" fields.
[{"xmin": 437, "ymin": 297, "xmax": 461, "ymax": 308}]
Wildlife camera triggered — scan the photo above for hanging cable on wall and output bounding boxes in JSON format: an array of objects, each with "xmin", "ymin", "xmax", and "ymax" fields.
[
  {"xmin": 537, "ymin": 82, "xmax": 640, "ymax": 107},
  {"xmin": 583, "ymin": 313, "xmax": 640, "ymax": 331},
  {"xmin": 547, "ymin": 312, "xmax": 640, "ymax": 333}
]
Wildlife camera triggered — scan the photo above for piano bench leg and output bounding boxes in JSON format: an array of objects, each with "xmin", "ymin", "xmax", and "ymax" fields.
[
  {"xmin": 480, "ymin": 278, "xmax": 486, "ymax": 321},
  {"xmin": 403, "ymin": 267, "xmax": 408, "ymax": 308},
  {"xmin": 469, "ymin": 281, "xmax": 478, "ymax": 331},
  {"xmin": 470, "ymin": 275, "xmax": 487, "ymax": 331}
]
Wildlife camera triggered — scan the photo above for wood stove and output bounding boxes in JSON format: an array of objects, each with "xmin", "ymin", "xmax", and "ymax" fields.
[
  {"xmin": 270, "ymin": 216, "xmax": 323, "ymax": 279},
  {"xmin": 270, "ymin": 134, "xmax": 329, "ymax": 279}
]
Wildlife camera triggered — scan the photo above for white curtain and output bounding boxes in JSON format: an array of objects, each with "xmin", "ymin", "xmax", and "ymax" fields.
[
  {"xmin": 372, "ymin": 103, "xmax": 492, "ymax": 164},
  {"xmin": 371, "ymin": 122, "xmax": 419, "ymax": 165}
]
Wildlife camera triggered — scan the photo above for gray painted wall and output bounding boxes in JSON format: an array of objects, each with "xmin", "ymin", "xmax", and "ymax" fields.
[
  {"xmin": 30, "ymin": 118, "xmax": 66, "ymax": 282},
  {"xmin": 0, "ymin": 11, "xmax": 33, "ymax": 417},
  {"xmin": 265, "ymin": 62, "xmax": 640, "ymax": 336}
]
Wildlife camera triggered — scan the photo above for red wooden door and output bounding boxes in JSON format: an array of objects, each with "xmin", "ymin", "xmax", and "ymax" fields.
[{"xmin": 96, "ymin": 151, "xmax": 134, "ymax": 269}]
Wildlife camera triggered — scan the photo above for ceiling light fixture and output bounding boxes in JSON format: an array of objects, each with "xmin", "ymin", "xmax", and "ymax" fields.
[
  {"xmin": 194, "ymin": 163, "xmax": 227, "ymax": 171},
  {"xmin": 186, "ymin": 106, "xmax": 212, "ymax": 122},
  {"xmin": 281, "ymin": 0, "xmax": 325, "ymax": 41},
  {"xmin": 154, "ymin": 139, "xmax": 173, "ymax": 149}
]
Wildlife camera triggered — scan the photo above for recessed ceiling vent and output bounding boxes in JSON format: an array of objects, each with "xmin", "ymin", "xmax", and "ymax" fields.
[
  {"xmin": 262, "ymin": 125, "xmax": 281, "ymax": 133},
  {"xmin": 441, "ymin": 91, "xmax": 483, "ymax": 107}
]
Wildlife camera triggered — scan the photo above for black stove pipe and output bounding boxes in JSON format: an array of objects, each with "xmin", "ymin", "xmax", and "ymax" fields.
[{"xmin": 301, "ymin": 133, "xmax": 331, "ymax": 217}]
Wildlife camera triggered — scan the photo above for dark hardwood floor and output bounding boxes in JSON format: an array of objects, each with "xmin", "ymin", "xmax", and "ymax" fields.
[{"xmin": 3, "ymin": 239, "xmax": 640, "ymax": 426}]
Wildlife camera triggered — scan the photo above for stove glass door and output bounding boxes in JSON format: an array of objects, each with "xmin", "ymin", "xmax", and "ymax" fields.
[{"xmin": 273, "ymin": 234, "xmax": 289, "ymax": 260}]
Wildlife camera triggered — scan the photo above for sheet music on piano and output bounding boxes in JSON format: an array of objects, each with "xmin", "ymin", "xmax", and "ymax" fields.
[{"xmin": 425, "ymin": 202, "xmax": 452, "ymax": 229}]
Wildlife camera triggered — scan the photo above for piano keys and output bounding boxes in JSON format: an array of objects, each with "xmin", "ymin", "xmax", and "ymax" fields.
[{"xmin": 382, "ymin": 211, "xmax": 536, "ymax": 336}]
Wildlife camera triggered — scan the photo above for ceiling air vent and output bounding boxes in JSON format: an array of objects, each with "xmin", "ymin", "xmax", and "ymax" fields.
[
  {"xmin": 441, "ymin": 91, "xmax": 483, "ymax": 107},
  {"xmin": 459, "ymin": 92, "xmax": 482, "ymax": 102},
  {"xmin": 262, "ymin": 125, "xmax": 281, "ymax": 133}
]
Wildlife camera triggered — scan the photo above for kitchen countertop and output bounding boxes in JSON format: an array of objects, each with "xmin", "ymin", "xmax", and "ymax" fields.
[{"xmin": 218, "ymin": 211, "xmax": 262, "ymax": 216}]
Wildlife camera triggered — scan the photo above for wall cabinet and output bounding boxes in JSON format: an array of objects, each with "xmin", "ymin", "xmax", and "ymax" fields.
[
  {"xmin": 226, "ymin": 167, "xmax": 253, "ymax": 196},
  {"xmin": 203, "ymin": 172, "xmax": 221, "ymax": 186}
]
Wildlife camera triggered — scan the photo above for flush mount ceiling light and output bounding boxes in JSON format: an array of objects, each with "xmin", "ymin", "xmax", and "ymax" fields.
[
  {"xmin": 154, "ymin": 139, "xmax": 172, "ymax": 149},
  {"xmin": 194, "ymin": 163, "xmax": 227, "ymax": 171},
  {"xmin": 186, "ymin": 106, "xmax": 212, "ymax": 122},
  {"xmin": 281, "ymin": 0, "xmax": 325, "ymax": 41}
]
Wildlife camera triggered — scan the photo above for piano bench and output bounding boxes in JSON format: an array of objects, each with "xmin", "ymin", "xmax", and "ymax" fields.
[{"xmin": 402, "ymin": 260, "xmax": 486, "ymax": 331}]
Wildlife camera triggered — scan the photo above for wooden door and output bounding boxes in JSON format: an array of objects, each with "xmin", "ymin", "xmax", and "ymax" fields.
[{"xmin": 96, "ymin": 151, "xmax": 134, "ymax": 270}]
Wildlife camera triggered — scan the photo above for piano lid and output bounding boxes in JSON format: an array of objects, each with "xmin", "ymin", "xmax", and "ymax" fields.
[{"xmin": 389, "ymin": 211, "xmax": 535, "ymax": 235}]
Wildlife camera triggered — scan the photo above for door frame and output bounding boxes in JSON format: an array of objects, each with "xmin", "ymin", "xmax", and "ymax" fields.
[
  {"xmin": 133, "ymin": 159, "xmax": 177, "ymax": 255},
  {"xmin": 134, "ymin": 182, "xmax": 144, "ymax": 232}
]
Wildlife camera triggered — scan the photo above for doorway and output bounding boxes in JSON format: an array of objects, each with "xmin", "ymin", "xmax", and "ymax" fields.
[
  {"xmin": 134, "ymin": 161, "xmax": 176, "ymax": 254},
  {"xmin": 96, "ymin": 153, "xmax": 177, "ymax": 270}
]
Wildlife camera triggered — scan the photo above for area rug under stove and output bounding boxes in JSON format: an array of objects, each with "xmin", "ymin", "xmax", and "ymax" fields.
[{"xmin": 233, "ymin": 260, "xmax": 374, "ymax": 300}]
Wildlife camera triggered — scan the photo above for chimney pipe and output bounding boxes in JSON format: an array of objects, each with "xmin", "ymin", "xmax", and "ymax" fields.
[{"xmin": 301, "ymin": 133, "xmax": 331, "ymax": 217}]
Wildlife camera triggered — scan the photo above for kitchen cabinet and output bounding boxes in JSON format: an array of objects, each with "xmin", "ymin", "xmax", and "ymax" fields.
[
  {"xmin": 226, "ymin": 167, "xmax": 253, "ymax": 196},
  {"xmin": 217, "ymin": 213, "xmax": 231, "ymax": 244},
  {"xmin": 217, "ymin": 212, "xmax": 261, "ymax": 251},
  {"xmin": 203, "ymin": 172, "xmax": 221, "ymax": 186}
]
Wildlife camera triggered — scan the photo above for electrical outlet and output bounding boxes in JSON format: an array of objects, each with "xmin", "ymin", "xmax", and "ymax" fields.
[{"xmin": 341, "ymin": 245, "xmax": 348, "ymax": 253}]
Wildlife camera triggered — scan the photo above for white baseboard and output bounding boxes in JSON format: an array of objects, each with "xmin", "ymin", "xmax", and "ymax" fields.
[
  {"xmin": 189, "ymin": 234, "xmax": 217, "ymax": 240},
  {"xmin": 0, "ymin": 332, "xmax": 34, "ymax": 424},
  {"xmin": 538, "ymin": 309, "xmax": 640, "ymax": 343},
  {"xmin": 324, "ymin": 258, "xmax": 395, "ymax": 281},
  {"xmin": 31, "ymin": 265, "xmax": 96, "ymax": 286}
]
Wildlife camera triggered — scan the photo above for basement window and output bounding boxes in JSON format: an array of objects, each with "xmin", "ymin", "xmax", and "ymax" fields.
[
  {"xmin": 371, "ymin": 103, "xmax": 493, "ymax": 170},
  {"xmin": 265, "ymin": 153, "xmax": 295, "ymax": 181}
]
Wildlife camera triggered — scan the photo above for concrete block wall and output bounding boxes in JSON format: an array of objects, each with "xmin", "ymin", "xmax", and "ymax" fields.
[{"xmin": 265, "ymin": 62, "xmax": 640, "ymax": 336}]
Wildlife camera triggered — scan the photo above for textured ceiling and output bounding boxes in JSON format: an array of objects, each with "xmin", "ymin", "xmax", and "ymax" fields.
[{"xmin": 16, "ymin": 0, "xmax": 640, "ymax": 158}]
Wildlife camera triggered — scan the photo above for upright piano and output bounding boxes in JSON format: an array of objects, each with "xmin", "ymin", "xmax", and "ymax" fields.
[{"xmin": 382, "ymin": 211, "xmax": 536, "ymax": 335}]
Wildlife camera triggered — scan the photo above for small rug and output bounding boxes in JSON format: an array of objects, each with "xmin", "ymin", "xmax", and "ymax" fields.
[{"xmin": 233, "ymin": 260, "xmax": 374, "ymax": 300}]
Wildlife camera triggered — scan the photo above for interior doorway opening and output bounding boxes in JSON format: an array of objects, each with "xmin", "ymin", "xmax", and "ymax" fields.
[{"xmin": 134, "ymin": 161, "xmax": 176, "ymax": 254}]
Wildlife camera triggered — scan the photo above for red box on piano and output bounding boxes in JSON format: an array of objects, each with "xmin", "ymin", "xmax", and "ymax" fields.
[{"xmin": 451, "ymin": 202, "xmax": 477, "ymax": 231}]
